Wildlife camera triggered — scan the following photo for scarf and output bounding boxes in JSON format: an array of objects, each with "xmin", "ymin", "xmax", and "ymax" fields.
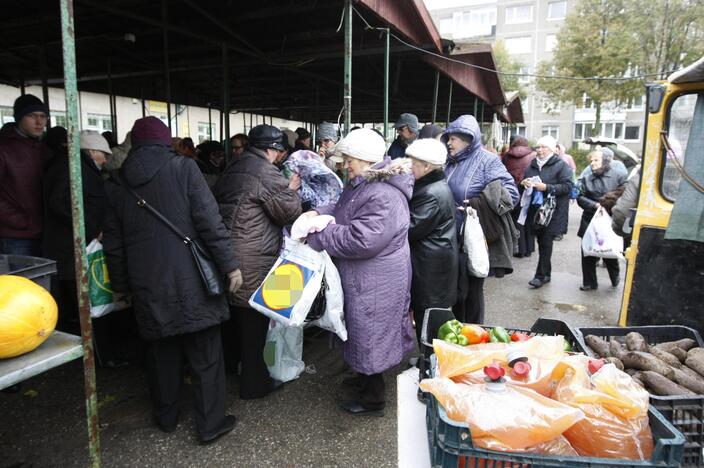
[{"xmin": 536, "ymin": 153, "xmax": 553, "ymax": 170}]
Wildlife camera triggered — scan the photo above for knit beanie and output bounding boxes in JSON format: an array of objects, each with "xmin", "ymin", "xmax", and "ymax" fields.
[
  {"xmin": 316, "ymin": 122, "xmax": 339, "ymax": 142},
  {"xmin": 13, "ymin": 94, "xmax": 48, "ymax": 121},
  {"xmin": 334, "ymin": 128, "xmax": 386, "ymax": 163},
  {"xmin": 131, "ymin": 116, "xmax": 172, "ymax": 146}
]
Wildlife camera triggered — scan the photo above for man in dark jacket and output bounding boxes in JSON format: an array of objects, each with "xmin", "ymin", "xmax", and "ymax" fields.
[
  {"xmin": 102, "ymin": 116, "xmax": 242, "ymax": 444},
  {"xmin": 214, "ymin": 124, "xmax": 301, "ymax": 400},
  {"xmin": 0, "ymin": 94, "xmax": 50, "ymax": 255},
  {"xmin": 388, "ymin": 113, "xmax": 420, "ymax": 159}
]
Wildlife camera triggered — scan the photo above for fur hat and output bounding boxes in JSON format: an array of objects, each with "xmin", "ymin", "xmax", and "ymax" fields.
[{"xmin": 394, "ymin": 113, "xmax": 420, "ymax": 133}]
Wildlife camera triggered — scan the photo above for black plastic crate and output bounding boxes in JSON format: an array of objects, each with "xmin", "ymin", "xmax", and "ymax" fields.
[
  {"xmin": 577, "ymin": 325, "xmax": 704, "ymax": 467},
  {"xmin": 0, "ymin": 254, "xmax": 57, "ymax": 290},
  {"xmin": 426, "ymin": 388, "xmax": 686, "ymax": 467}
]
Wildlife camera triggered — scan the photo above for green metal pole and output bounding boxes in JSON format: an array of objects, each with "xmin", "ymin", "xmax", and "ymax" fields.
[
  {"xmin": 162, "ymin": 0, "xmax": 172, "ymax": 132},
  {"xmin": 383, "ymin": 28, "xmax": 389, "ymax": 141},
  {"xmin": 473, "ymin": 97, "xmax": 478, "ymax": 118},
  {"xmin": 59, "ymin": 1, "xmax": 101, "ymax": 466},
  {"xmin": 222, "ymin": 43, "xmax": 230, "ymax": 163},
  {"xmin": 446, "ymin": 80, "xmax": 453, "ymax": 127},
  {"xmin": 343, "ymin": 0, "xmax": 352, "ymax": 135},
  {"xmin": 479, "ymin": 101, "xmax": 484, "ymax": 125},
  {"xmin": 431, "ymin": 70, "xmax": 439, "ymax": 125}
]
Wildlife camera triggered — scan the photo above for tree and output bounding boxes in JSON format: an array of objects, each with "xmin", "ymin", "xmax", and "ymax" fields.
[
  {"xmin": 493, "ymin": 40, "xmax": 526, "ymax": 99},
  {"xmin": 536, "ymin": 0, "xmax": 641, "ymax": 137}
]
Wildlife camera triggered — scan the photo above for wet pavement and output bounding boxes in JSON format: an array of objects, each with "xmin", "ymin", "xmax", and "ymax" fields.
[{"xmin": 0, "ymin": 205, "xmax": 622, "ymax": 467}]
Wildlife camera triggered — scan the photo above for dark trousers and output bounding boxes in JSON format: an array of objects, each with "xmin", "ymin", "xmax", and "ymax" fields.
[
  {"xmin": 581, "ymin": 250, "xmax": 620, "ymax": 288},
  {"xmin": 0, "ymin": 237, "xmax": 40, "ymax": 256},
  {"xmin": 454, "ymin": 254, "xmax": 485, "ymax": 324},
  {"xmin": 358, "ymin": 373, "xmax": 385, "ymax": 410},
  {"xmin": 512, "ymin": 205, "xmax": 534, "ymax": 256},
  {"xmin": 534, "ymin": 229, "xmax": 554, "ymax": 280},
  {"xmin": 232, "ymin": 306, "xmax": 274, "ymax": 399},
  {"xmin": 220, "ymin": 313, "xmax": 240, "ymax": 375},
  {"xmin": 145, "ymin": 326, "xmax": 227, "ymax": 438}
]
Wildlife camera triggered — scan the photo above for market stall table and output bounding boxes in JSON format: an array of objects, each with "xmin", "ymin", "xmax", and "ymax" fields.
[{"xmin": 0, "ymin": 331, "xmax": 83, "ymax": 390}]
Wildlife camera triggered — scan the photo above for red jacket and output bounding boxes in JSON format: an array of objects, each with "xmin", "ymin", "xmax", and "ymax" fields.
[
  {"xmin": 502, "ymin": 145, "xmax": 535, "ymax": 185},
  {"xmin": 0, "ymin": 123, "xmax": 50, "ymax": 239}
]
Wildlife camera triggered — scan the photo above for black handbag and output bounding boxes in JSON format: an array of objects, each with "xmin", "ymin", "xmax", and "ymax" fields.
[
  {"xmin": 305, "ymin": 276, "xmax": 327, "ymax": 322},
  {"xmin": 118, "ymin": 173, "xmax": 224, "ymax": 297},
  {"xmin": 534, "ymin": 193, "xmax": 556, "ymax": 229}
]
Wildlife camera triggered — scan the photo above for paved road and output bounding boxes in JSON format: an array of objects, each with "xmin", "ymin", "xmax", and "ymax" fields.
[{"xmin": 0, "ymin": 205, "xmax": 622, "ymax": 467}]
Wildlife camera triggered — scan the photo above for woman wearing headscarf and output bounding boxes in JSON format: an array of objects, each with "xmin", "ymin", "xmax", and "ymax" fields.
[
  {"xmin": 501, "ymin": 135, "xmax": 536, "ymax": 258},
  {"xmin": 521, "ymin": 135, "xmax": 573, "ymax": 288},
  {"xmin": 442, "ymin": 115, "xmax": 518, "ymax": 324},
  {"xmin": 305, "ymin": 129, "xmax": 415, "ymax": 416},
  {"xmin": 577, "ymin": 148, "xmax": 627, "ymax": 290},
  {"xmin": 405, "ymin": 138, "xmax": 458, "ymax": 343}
]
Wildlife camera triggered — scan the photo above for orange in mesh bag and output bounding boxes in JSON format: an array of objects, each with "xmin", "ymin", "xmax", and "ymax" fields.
[
  {"xmin": 447, "ymin": 336, "xmax": 567, "ymax": 396},
  {"xmin": 420, "ymin": 376, "xmax": 584, "ymax": 451},
  {"xmin": 551, "ymin": 355, "xmax": 654, "ymax": 460}
]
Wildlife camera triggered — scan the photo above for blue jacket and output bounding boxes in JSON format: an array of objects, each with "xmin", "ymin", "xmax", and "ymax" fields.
[
  {"xmin": 442, "ymin": 115, "xmax": 519, "ymax": 226},
  {"xmin": 387, "ymin": 138, "xmax": 408, "ymax": 159}
]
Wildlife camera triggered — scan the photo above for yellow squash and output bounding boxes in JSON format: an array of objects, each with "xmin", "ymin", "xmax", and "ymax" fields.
[{"xmin": 0, "ymin": 275, "xmax": 58, "ymax": 359}]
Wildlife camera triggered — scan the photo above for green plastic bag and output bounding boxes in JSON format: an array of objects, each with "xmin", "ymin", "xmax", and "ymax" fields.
[{"xmin": 87, "ymin": 239, "xmax": 129, "ymax": 318}]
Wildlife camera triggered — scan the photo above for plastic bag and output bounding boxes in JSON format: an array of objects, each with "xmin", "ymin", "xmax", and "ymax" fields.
[
  {"xmin": 87, "ymin": 239, "xmax": 130, "ymax": 318},
  {"xmin": 249, "ymin": 239, "xmax": 325, "ymax": 326},
  {"xmin": 420, "ymin": 377, "xmax": 584, "ymax": 451},
  {"xmin": 283, "ymin": 150, "xmax": 343, "ymax": 208},
  {"xmin": 551, "ymin": 355, "xmax": 654, "ymax": 460},
  {"xmin": 307, "ymin": 251, "xmax": 347, "ymax": 341},
  {"xmin": 462, "ymin": 208, "xmax": 489, "ymax": 278},
  {"xmin": 581, "ymin": 207, "xmax": 624, "ymax": 259},
  {"xmin": 263, "ymin": 320, "xmax": 304, "ymax": 382}
]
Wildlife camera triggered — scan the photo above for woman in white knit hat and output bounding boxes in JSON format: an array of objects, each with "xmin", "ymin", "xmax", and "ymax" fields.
[
  {"xmin": 404, "ymin": 139, "xmax": 458, "ymax": 344},
  {"xmin": 305, "ymin": 129, "xmax": 415, "ymax": 416}
]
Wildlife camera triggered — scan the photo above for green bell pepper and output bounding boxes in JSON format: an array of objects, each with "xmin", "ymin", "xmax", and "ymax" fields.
[
  {"xmin": 456, "ymin": 334, "xmax": 469, "ymax": 346},
  {"xmin": 491, "ymin": 326, "xmax": 511, "ymax": 343},
  {"xmin": 443, "ymin": 333, "xmax": 459, "ymax": 344},
  {"xmin": 489, "ymin": 330, "xmax": 499, "ymax": 343},
  {"xmin": 438, "ymin": 320, "xmax": 463, "ymax": 341},
  {"xmin": 563, "ymin": 338, "xmax": 573, "ymax": 352}
]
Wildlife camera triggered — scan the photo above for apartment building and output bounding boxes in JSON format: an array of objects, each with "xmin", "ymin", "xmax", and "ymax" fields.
[{"xmin": 425, "ymin": 0, "xmax": 645, "ymax": 153}]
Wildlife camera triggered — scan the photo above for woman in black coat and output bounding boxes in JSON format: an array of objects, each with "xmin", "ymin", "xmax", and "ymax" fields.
[
  {"xmin": 577, "ymin": 148, "xmax": 627, "ymax": 290},
  {"xmin": 405, "ymin": 139, "xmax": 458, "ymax": 342},
  {"xmin": 521, "ymin": 136, "xmax": 573, "ymax": 289}
]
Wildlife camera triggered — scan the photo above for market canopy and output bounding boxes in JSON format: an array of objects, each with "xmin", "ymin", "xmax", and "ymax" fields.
[{"xmin": 0, "ymin": 0, "xmax": 522, "ymax": 124}]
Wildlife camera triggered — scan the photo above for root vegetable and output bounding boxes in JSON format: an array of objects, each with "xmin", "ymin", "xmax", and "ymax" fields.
[
  {"xmin": 621, "ymin": 351, "xmax": 675, "ymax": 379},
  {"xmin": 605, "ymin": 357, "xmax": 624, "ymax": 371},
  {"xmin": 658, "ymin": 338, "xmax": 697, "ymax": 351},
  {"xmin": 630, "ymin": 371, "xmax": 645, "ymax": 388},
  {"xmin": 585, "ymin": 335, "xmax": 611, "ymax": 358},
  {"xmin": 671, "ymin": 368, "xmax": 704, "ymax": 394},
  {"xmin": 654, "ymin": 343, "xmax": 688, "ymax": 362},
  {"xmin": 640, "ymin": 371, "xmax": 695, "ymax": 396},
  {"xmin": 609, "ymin": 339, "xmax": 625, "ymax": 358},
  {"xmin": 649, "ymin": 347, "xmax": 682, "ymax": 369},
  {"xmin": 685, "ymin": 348, "xmax": 704, "ymax": 377},
  {"xmin": 625, "ymin": 332, "xmax": 648, "ymax": 352}
]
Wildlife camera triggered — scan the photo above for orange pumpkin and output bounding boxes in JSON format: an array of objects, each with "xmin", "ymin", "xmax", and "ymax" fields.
[{"xmin": 0, "ymin": 275, "xmax": 58, "ymax": 359}]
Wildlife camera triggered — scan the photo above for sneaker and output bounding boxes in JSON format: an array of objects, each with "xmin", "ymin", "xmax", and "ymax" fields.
[{"xmin": 528, "ymin": 278, "xmax": 545, "ymax": 288}]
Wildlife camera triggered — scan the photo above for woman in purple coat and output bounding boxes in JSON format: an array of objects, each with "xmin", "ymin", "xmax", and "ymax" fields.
[{"xmin": 306, "ymin": 128, "xmax": 415, "ymax": 416}]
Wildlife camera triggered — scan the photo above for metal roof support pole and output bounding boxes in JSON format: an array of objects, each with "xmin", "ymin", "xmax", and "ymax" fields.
[
  {"xmin": 431, "ymin": 70, "xmax": 439, "ymax": 125},
  {"xmin": 20, "ymin": 78, "xmax": 26, "ymax": 96},
  {"xmin": 107, "ymin": 59, "xmax": 116, "ymax": 135},
  {"xmin": 208, "ymin": 105, "xmax": 212, "ymax": 140},
  {"xmin": 242, "ymin": 113, "xmax": 246, "ymax": 133},
  {"xmin": 219, "ymin": 109, "xmax": 223, "ymax": 142},
  {"xmin": 40, "ymin": 45, "xmax": 51, "ymax": 127},
  {"xmin": 222, "ymin": 43, "xmax": 230, "ymax": 162},
  {"xmin": 446, "ymin": 80, "xmax": 453, "ymax": 127},
  {"xmin": 343, "ymin": 0, "xmax": 352, "ymax": 136},
  {"xmin": 383, "ymin": 28, "xmax": 390, "ymax": 141},
  {"xmin": 479, "ymin": 101, "xmax": 484, "ymax": 124},
  {"xmin": 473, "ymin": 97, "xmax": 478, "ymax": 118},
  {"xmin": 161, "ymin": 0, "xmax": 172, "ymax": 132},
  {"xmin": 60, "ymin": 1, "xmax": 101, "ymax": 466}
]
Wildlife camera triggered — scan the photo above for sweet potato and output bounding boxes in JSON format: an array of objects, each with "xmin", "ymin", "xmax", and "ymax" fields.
[
  {"xmin": 649, "ymin": 347, "xmax": 682, "ymax": 369},
  {"xmin": 609, "ymin": 339, "xmax": 625, "ymax": 359},
  {"xmin": 654, "ymin": 343, "xmax": 688, "ymax": 362},
  {"xmin": 585, "ymin": 335, "xmax": 610, "ymax": 358},
  {"xmin": 685, "ymin": 348, "xmax": 704, "ymax": 377},
  {"xmin": 671, "ymin": 368, "xmax": 704, "ymax": 394},
  {"xmin": 681, "ymin": 365, "xmax": 704, "ymax": 381},
  {"xmin": 640, "ymin": 371, "xmax": 695, "ymax": 396},
  {"xmin": 630, "ymin": 371, "xmax": 645, "ymax": 388},
  {"xmin": 620, "ymin": 351, "xmax": 675, "ymax": 379},
  {"xmin": 658, "ymin": 338, "xmax": 697, "ymax": 351},
  {"xmin": 605, "ymin": 357, "xmax": 624, "ymax": 371},
  {"xmin": 625, "ymin": 332, "xmax": 648, "ymax": 352}
]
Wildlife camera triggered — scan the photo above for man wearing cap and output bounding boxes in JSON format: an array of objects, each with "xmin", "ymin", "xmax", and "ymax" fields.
[
  {"xmin": 388, "ymin": 112, "xmax": 420, "ymax": 159},
  {"xmin": 0, "ymin": 94, "xmax": 51, "ymax": 255},
  {"xmin": 102, "ymin": 116, "xmax": 241, "ymax": 444},
  {"xmin": 316, "ymin": 121, "xmax": 340, "ymax": 171},
  {"xmin": 214, "ymin": 124, "xmax": 301, "ymax": 400}
]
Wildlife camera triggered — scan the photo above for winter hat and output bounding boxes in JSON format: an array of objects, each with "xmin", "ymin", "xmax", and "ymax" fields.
[
  {"xmin": 316, "ymin": 122, "xmax": 338, "ymax": 142},
  {"xmin": 535, "ymin": 135, "xmax": 557, "ymax": 153},
  {"xmin": 394, "ymin": 113, "xmax": 420, "ymax": 133},
  {"xmin": 45, "ymin": 126, "xmax": 68, "ymax": 155},
  {"xmin": 13, "ymin": 94, "xmax": 48, "ymax": 121},
  {"xmin": 80, "ymin": 130, "xmax": 112, "ymax": 154},
  {"xmin": 249, "ymin": 124, "xmax": 285, "ymax": 151},
  {"xmin": 295, "ymin": 127, "xmax": 311, "ymax": 140},
  {"xmin": 197, "ymin": 140, "xmax": 224, "ymax": 160},
  {"xmin": 131, "ymin": 116, "xmax": 172, "ymax": 146},
  {"xmin": 335, "ymin": 128, "xmax": 386, "ymax": 163},
  {"xmin": 282, "ymin": 129, "xmax": 297, "ymax": 148},
  {"xmin": 405, "ymin": 138, "xmax": 447, "ymax": 166},
  {"xmin": 419, "ymin": 124, "xmax": 443, "ymax": 140}
]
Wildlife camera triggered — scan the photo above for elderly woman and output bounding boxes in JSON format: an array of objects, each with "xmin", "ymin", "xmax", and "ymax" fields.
[
  {"xmin": 405, "ymin": 139, "xmax": 458, "ymax": 344},
  {"xmin": 521, "ymin": 135, "xmax": 573, "ymax": 288},
  {"xmin": 577, "ymin": 148, "xmax": 627, "ymax": 290},
  {"xmin": 443, "ymin": 115, "xmax": 518, "ymax": 324},
  {"xmin": 306, "ymin": 128, "xmax": 415, "ymax": 416}
]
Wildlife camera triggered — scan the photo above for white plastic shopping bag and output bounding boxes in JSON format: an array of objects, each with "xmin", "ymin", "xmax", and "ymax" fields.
[
  {"xmin": 581, "ymin": 207, "xmax": 624, "ymax": 260},
  {"xmin": 463, "ymin": 208, "xmax": 490, "ymax": 278},
  {"xmin": 86, "ymin": 239, "xmax": 130, "ymax": 318},
  {"xmin": 249, "ymin": 238, "xmax": 325, "ymax": 326},
  {"xmin": 308, "ymin": 252, "xmax": 347, "ymax": 341},
  {"xmin": 263, "ymin": 320, "xmax": 304, "ymax": 382}
]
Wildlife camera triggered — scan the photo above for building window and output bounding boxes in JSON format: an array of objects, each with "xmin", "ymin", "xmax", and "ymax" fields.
[
  {"xmin": 505, "ymin": 4, "xmax": 532, "ymax": 24},
  {"xmin": 627, "ymin": 95, "xmax": 644, "ymax": 109},
  {"xmin": 52, "ymin": 111, "xmax": 67, "ymax": 128},
  {"xmin": 197, "ymin": 122, "xmax": 216, "ymax": 143},
  {"xmin": 518, "ymin": 65, "xmax": 531, "ymax": 84},
  {"xmin": 624, "ymin": 125, "xmax": 640, "ymax": 140},
  {"xmin": 451, "ymin": 8, "xmax": 496, "ymax": 38},
  {"xmin": 545, "ymin": 34, "xmax": 557, "ymax": 52},
  {"xmin": 86, "ymin": 113, "xmax": 112, "ymax": 132},
  {"xmin": 542, "ymin": 125, "xmax": 559, "ymax": 139},
  {"xmin": 577, "ymin": 93, "xmax": 594, "ymax": 109},
  {"xmin": 614, "ymin": 122, "xmax": 624, "ymax": 139},
  {"xmin": 547, "ymin": 1, "xmax": 567, "ymax": 20},
  {"xmin": 0, "ymin": 106, "xmax": 14, "ymax": 124},
  {"xmin": 573, "ymin": 123, "xmax": 586, "ymax": 141},
  {"xmin": 505, "ymin": 36, "xmax": 532, "ymax": 55}
]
